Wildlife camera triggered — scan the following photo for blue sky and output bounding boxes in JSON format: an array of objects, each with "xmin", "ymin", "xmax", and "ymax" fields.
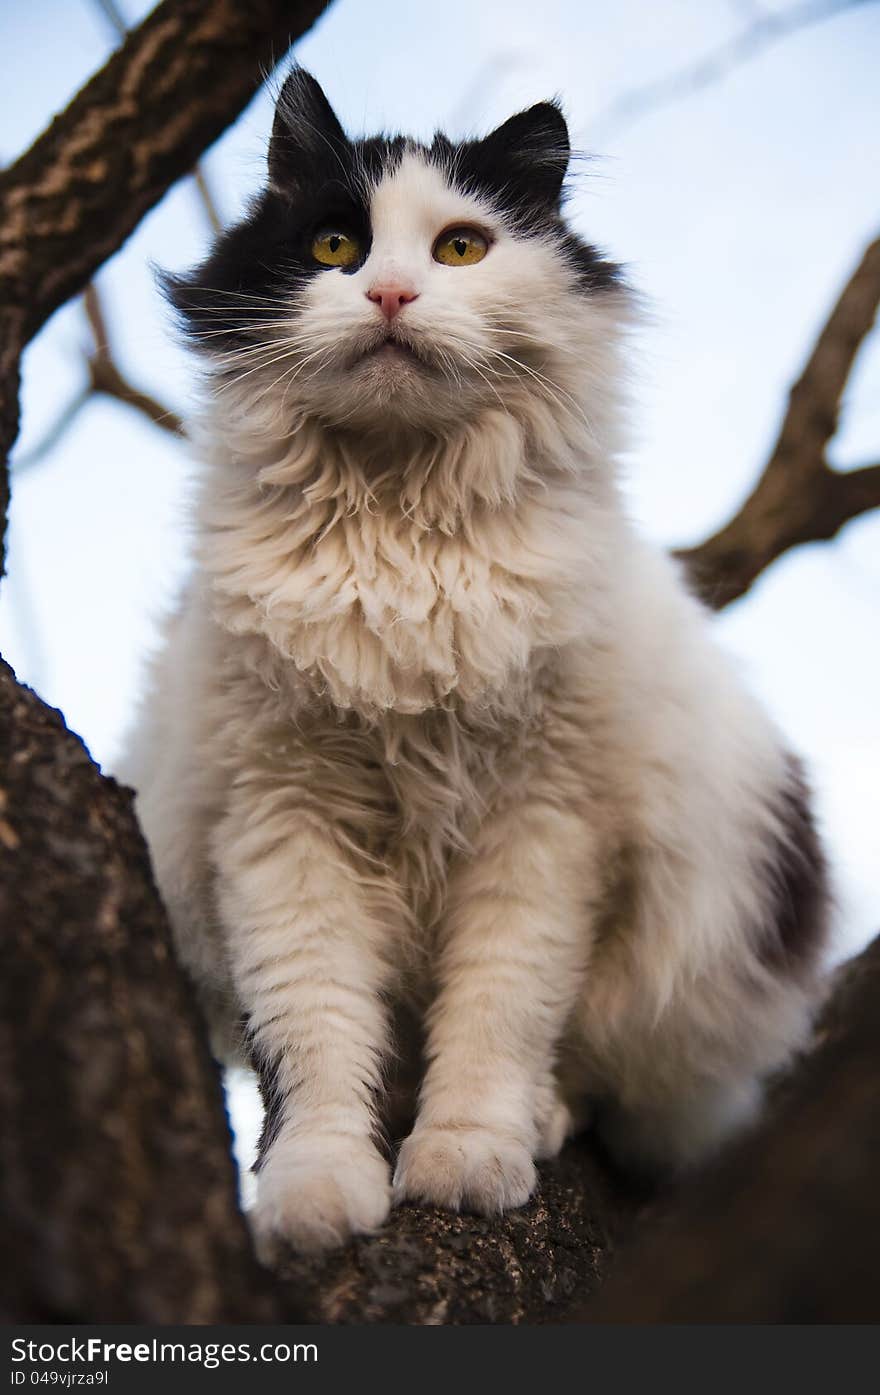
[{"xmin": 2, "ymin": 0, "xmax": 878, "ymax": 962}]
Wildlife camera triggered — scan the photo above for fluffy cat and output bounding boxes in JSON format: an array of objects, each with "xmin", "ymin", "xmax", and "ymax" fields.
[{"xmin": 121, "ymin": 68, "xmax": 830, "ymax": 1256}]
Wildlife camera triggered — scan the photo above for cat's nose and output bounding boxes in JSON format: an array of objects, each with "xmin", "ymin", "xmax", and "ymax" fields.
[{"xmin": 366, "ymin": 283, "xmax": 419, "ymax": 321}]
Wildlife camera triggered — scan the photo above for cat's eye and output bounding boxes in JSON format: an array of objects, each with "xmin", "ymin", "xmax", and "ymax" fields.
[
  {"xmin": 433, "ymin": 227, "xmax": 489, "ymax": 267},
  {"xmin": 311, "ymin": 228, "xmax": 361, "ymax": 268}
]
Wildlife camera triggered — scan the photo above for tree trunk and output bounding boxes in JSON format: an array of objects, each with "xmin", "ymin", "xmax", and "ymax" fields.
[{"xmin": 0, "ymin": 661, "xmax": 283, "ymax": 1323}]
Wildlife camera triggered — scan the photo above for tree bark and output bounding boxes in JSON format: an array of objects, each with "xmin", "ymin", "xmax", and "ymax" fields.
[
  {"xmin": 270, "ymin": 1141, "xmax": 649, "ymax": 1324},
  {"xmin": 0, "ymin": 661, "xmax": 284, "ymax": 1323}
]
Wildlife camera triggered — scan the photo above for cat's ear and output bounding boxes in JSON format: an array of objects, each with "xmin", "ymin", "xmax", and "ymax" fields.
[
  {"xmin": 268, "ymin": 68, "xmax": 349, "ymax": 190},
  {"xmin": 480, "ymin": 101, "xmax": 570, "ymax": 208}
]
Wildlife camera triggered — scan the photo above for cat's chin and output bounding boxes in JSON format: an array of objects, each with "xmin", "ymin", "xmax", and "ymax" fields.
[
  {"xmin": 308, "ymin": 349, "xmax": 477, "ymax": 433},
  {"xmin": 356, "ymin": 341, "xmax": 428, "ymax": 381},
  {"xmin": 362, "ymin": 341, "xmax": 423, "ymax": 367}
]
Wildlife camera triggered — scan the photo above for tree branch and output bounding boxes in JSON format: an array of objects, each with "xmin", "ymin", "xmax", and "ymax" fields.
[
  {"xmin": 83, "ymin": 283, "xmax": 185, "ymax": 437},
  {"xmin": 12, "ymin": 285, "xmax": 184, "ymax": 474},
  {"xmin": 11, "ymin": 388, "xmax": 91, "ymax": 473},
  {"xmin": 0, "ymin": 0, "xmax": 332, "ymax": 568},
  {"xmin": 679, "ymin": 235, "xmax": 880, "ymax": 608},
  {"xmin": 0, "ymin": 659, "xmax": 286, "ymax": 1323},
  {"xmin": 87, "ymin": 355, "xmax": 186, "ymax": 437},
  {"xmin": 270, "ymin": 1140, "xmax": 649, "ymax": 1323},
  {"xmin": 88, "ymin": 0, "xmax": 226, "ymax": 235}
]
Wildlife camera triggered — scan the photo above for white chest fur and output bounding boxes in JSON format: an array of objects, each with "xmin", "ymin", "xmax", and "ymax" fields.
[{"xmin": 199, "ymin": 412, "xmax": 610, "ymax": 717}]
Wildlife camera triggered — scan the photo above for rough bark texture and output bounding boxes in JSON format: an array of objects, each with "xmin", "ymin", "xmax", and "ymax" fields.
[
  {"xmin": 0, "ymin": 660, "xmax": 283, "ymax": 1324},
  {"xmin": 576, "ymin": 939, "xmax": 880, "ymax": 1323},
  {"xmin": 0, "ymin": 0, "xmax": 331, "ymax": 565},
  {"xmin": 272, "ymin": 1141, "xmax": 650, "ymax": 1324}
]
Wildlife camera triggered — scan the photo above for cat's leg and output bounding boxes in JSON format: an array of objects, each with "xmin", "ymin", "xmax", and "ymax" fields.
[
  {"xmin": 215, "ymin": 788, "xmax": 403, "ymax": 1256},
  {"xmin": 394, "ymin": 798, "xmax": 597, "ymax": 1213},
  {"xmin": 532, "ymin": 1071, "xmax": 577, "ymax": 1160}
]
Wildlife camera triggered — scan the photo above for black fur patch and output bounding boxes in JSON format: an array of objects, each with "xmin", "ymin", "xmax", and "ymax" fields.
[
  {"xmin": 250, "ymin": 1040, "xmax": 285, "ymax": 1171},
  {"xmin": 761, "ymin": 756, "xmax": 830, "ymax": 976},
  {"xmin": 445, "ymin": 104, "xmax": 620, "ymax": 292},
  {"xmin": 162, "ymin": 68, "xmax": 621, "ymax": 348}
]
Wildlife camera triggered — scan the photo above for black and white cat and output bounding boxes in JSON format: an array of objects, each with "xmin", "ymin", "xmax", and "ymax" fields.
[{"xmin": 122, "ymin": 69, "xmax": 830, "ymax": 1256}]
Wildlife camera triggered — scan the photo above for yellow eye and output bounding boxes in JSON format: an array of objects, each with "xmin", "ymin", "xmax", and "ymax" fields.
[
  {"xmin": 433, "ymin": 227, "xmax": 489, "ymax": 267},
  {"xmin": 311, "ymin": 229, "xmax": 360, "ymax": 267}
]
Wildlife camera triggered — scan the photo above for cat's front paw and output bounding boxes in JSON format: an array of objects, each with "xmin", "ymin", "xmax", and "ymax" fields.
[
  {"xmin": 251, "ymin": 1136, "xmax": 391, "ymax": 1260},
  {"xmin": 393, "ymin": 1125, "xmax": 537, "ymax": 1214}
]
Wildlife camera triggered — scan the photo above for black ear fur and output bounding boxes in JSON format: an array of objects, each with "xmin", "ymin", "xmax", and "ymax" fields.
[
  {"xmin": 478, "ymin": 101, "xmax": 570, "ymax": 208},
  {"xmin": 268, "ymin": 67, "xmax": 349, "ymax": 189}
]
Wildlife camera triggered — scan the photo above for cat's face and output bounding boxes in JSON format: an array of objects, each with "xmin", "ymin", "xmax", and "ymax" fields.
[{"xmin": 168, "ymin": 70, "xmax": 620, "ymax": 439}]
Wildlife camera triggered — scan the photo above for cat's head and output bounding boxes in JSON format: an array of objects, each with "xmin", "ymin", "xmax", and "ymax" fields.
[{"xmin": 166, "ymin": 69, "xmax": 623, "ymax": 441}]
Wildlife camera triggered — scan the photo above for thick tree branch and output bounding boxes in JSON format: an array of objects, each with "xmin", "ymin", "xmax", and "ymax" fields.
[
  {"xmin": 88, "ymin": 0, "xmax": 226, "ymax": 235},
  {"xmin": 270, "ymin": 1141, "xmax": 649, "ymax": 1323},
  {"xmin": 0, "ymin": 660, "xmax": 286, "ymax": 1323},
  {"xmin": 0, "ymin": 0, "xmax": 332, "ymax": 567},
  {"xmin": 679, "ymin": 236, "xmax": 880, "ymax": 608}
]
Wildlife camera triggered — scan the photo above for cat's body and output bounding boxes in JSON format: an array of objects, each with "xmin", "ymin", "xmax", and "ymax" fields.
[{"xmin": 122, "ymin": 71, "xmax": 830, "ymax": 1255}]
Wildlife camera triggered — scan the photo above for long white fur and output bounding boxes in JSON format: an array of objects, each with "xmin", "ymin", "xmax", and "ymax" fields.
[{"xmin": 122, "ymin": 152, "xmax": 827, "ymax": 1254}]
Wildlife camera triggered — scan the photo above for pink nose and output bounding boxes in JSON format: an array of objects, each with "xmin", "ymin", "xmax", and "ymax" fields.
[{"xmin": 367, "ymin": 283, "xmax": 419, "ymax": 321}]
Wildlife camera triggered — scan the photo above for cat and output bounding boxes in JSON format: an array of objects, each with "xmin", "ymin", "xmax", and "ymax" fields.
[{"xmin": 121, "ymin": 68, "xmax": 830, "ymax": 1257}]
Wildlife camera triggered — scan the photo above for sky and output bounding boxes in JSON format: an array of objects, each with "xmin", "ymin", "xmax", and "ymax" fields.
[{"xmin": 2, "ymin": 0, "xmax": 879, "ymax": 1176}]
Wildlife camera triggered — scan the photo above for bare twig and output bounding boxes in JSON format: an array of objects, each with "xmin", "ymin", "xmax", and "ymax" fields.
[
  {"xmin": 192, "ymin": 166, "xmax": 224, "ymax": 235},
  {"xmin": 591, "ymin": 0, "xmax": 878, "ymax": 143},
  {"xmin": 86, "ymin": 358, "xmax": 185, "ymax": 438},
  {"xmin": 14, "ymin": 286, "xmax": 184, "ymax": 473},
  {"xmin": 679, "ymin": 236, "xmax": 880, "ymax": 608},
  {"xmin": 11, "ymin": 389, "xmax": 91, "ymax": 472},
  {"xmin": 91, "ymin": 0, "xmax": 128, "ymax": 39},
  {"xmin": 82, "ymin": 283, "xmax": 185, "ymax": 436}
]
